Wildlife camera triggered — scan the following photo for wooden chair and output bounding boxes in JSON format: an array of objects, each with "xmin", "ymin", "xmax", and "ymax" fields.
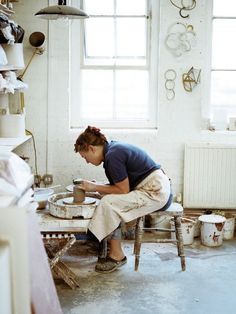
[{"xmin": 133, "ymin": 202, "xmax": 186, "ymax": 271}]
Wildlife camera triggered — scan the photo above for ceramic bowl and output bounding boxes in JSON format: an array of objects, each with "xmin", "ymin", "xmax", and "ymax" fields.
[{"xmin": 34, "ymin": 188, "xmax": 54, "ymax": 209}]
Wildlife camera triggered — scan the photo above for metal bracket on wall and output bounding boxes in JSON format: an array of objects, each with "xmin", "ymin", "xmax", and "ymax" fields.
[{"xmin": 170, "ymin": 0, "xmax": 196, "ymax": 18}]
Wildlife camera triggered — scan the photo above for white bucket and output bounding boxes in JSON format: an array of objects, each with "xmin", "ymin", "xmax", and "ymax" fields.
[
  {"xmin": 223, "ymin": 215, "xmax": 235, "ymax": 240},
  {"xmin": 199, "ymin": 214, "xmax": 226, "ymax": 247},
  {"xmin": 184, "ymin": 214, "xmax": 201, "ymax": 237},
  {"xmin": 170, "ymin": 217, "xmax": 195, "ymax": 245},
  {"xmin": 1, "ymin": 43, "xmax": 25, "ymax": 69},
  {"xmin": 149, "ymin": 214, "xmax": 171, "ymax": 238},
  {"xmin": 0, "ymin": 113, "xmax": 25, "ymax": 137}
]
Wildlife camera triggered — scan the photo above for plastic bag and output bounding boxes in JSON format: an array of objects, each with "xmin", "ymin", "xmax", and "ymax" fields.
[
  {"xmin": 0, "ymin": 21, "xmax": 25, "ymax": 44},
  {"xmin": 10, "ymin": 22, "xmax": 24, "ymax": 43}
]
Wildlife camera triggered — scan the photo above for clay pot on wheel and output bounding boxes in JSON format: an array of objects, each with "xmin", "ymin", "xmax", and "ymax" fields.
[{"xmin": 73, "ymin": 185, "xmax": 85, "ymax": 203}]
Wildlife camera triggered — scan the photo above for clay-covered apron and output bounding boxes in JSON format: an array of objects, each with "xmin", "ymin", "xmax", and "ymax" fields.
[{"xmin": 88, "ymin": 169, "xmax": 171, "ymax": 242}]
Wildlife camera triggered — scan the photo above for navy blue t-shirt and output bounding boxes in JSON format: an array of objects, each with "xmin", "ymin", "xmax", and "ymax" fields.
[{"xmin": 103, "ymin": 141, "xmax": 161, "ymax": 191}]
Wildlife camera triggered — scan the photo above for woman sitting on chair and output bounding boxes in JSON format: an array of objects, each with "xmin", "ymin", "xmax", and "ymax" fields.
[{"xmin": 74, "ymin": 126, "xmax": 172, "ymax": 273}]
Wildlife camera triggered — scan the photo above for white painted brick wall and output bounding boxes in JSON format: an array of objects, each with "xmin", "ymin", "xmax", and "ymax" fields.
[{"xmin": 13, "ymin": 1, "xmax": 236, "ymax": 201}]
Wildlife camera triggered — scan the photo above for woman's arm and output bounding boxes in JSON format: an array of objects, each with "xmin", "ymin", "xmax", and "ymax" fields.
[{"xmin": 79, "ymin": 177, "xmax": 130, "ymax": 194}]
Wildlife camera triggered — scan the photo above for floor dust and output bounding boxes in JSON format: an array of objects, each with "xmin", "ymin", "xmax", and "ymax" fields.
[{"xmin": 56, "ymin": 237, "xmax": 236, "ymax": 314}]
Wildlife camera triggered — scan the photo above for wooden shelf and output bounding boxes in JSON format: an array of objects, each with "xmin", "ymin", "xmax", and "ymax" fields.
[
  {"xmin": 1, "ymin": 0, "xmax": 19, "ymax": 3},
  {"xmin": 0, "ymin": 135, "xmax": 31, "ymax": 152}
]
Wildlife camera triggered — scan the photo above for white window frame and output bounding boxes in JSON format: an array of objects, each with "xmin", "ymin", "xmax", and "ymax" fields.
[
  {"xmin": 204, "ymin": 0, "xmax": 236, "ymax": 128},
  {"xmin": 69, "ymin": 0, "xmax": 160, "ymax": 129}
]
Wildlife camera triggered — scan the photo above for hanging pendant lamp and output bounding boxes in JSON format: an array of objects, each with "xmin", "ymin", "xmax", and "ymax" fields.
[{"xmin": 35, "ymin": 0, "xmax": 89, "ymax": 20}]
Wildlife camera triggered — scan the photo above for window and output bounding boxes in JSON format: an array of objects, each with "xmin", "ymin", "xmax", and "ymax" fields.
[
  {"xmin": 210, "ymin": 0, "xmax": 236, "ymax": 125},
  {"xmin": 70, "ymin": 0, "xmax": 159, "ymax": 129}
]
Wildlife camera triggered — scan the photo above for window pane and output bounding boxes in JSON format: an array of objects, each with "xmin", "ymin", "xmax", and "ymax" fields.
[
  {"xmin": 80, "ymin": 70, "xmax": 149, "ymax": 121},
  {"xmin": 76, "ymin": 0, "xmax": 153, "ymax": 127},
  {"xmin": 84, "ymin": 18, "xmax": 114, "ymax": 57},
  {"xmin": 213, "ymin": 0, "xmax": 236, "ymax": 17},
  {"xmin": 116, "ymin": 0, "xmax": 146, "ymax": 15},
  {"xmin": 116, "ymin": 70, "xmax": 149, "ymax": 119},
  {"xmin": 211, "ymin": 71, "xmax": 236, "ymax": 107},
  {"xmin": 212, "ymin": 20, "xmax": 236, "ymax": 69},
  {"xmin": 81, "ymin": 70, "xmax": 113, "ymax": 119},
  {"xmin": 84, "ymin": 0, "xmax": 114, "ymax": 15},
  {"xmin": 115, "ymin": 58, "xmax": 146, "ymax": 66},
  {"xmin": 117, "ymin": 18, "xmax": 146, "ymax": 57}
]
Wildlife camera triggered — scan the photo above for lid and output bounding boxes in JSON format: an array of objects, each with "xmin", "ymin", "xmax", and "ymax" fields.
[{"xmin": 198, "ymin": 214, "xmax": 226, "ymax": 223}]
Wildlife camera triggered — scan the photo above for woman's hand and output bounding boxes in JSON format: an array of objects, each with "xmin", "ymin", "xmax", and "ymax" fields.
[
  {"xmin": 76, "ymin": 177, "xmax": 130, "ymax": 195},
  {"xmin": 78, "ymin": 180, "xmax": 97, "ymax": 192}
]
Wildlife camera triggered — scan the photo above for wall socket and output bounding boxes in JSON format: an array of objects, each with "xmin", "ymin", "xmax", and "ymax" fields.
[
  {"xmin": 34, "ymin": 174, "xmax": 53, "ymax": 186},
  {"xmin": 34, "ymin": 174, "xmax": 42, "ymax": 187},
  {"xmin": 42, "ymin": 174, "xmax": 53, "ymax": 186}
]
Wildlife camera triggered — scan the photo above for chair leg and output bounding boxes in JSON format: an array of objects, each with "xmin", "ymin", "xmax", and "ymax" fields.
[
  {"xmin": 134, "ymin": 217, "xmax": 144, "ymax": 271},
  {"xmin": 174, "ymin": 216, "xmax": 186, "ymax": 271}
]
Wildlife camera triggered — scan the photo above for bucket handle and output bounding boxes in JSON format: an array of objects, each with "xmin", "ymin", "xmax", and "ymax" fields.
[
  {"xmin": 181, "ymin": 217, "xmax": 196, "ymax": 223},
  {"xmin": 170, "ymin": 217, "xmax": 196, "ymax": 223}
]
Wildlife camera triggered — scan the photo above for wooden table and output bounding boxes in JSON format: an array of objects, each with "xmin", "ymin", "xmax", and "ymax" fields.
[{"xmin": 37, "ymin": 209, "xmax": 91, "ymax": 233}]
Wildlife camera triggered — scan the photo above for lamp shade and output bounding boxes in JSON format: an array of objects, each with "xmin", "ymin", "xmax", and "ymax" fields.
[{"xmin": 35, "ymin": 4, "xmax": 89, "ymax": 20}]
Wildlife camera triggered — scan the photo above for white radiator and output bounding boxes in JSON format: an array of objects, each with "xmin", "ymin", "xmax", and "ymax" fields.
[{"xmin": 183, "ymin": 143, "xmax": 236, "ymax": 209}]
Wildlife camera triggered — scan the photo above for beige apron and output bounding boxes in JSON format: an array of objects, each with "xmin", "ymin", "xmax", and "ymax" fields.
[{"xmin": 88, "ymin": 169, "xmax": 171, "ymax": 242}]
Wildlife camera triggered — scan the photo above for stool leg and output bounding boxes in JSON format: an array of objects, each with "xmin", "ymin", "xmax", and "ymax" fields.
[
  {"xmin": 134, "ymin": 217, "xmax": 144, "ymax": 271},
  {"xmin": 174, "ymin": 216, "xmax": 186, "ymax": 271},
  {"xmin": 133, "ymin": 217, "xmax": 141, "ymax": 255}
]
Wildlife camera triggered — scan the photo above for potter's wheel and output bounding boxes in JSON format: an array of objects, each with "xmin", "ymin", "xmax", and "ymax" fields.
[
  {"xmin": 48, "ymin": 192, "xmax": 98, "ymax": 219},
  {"xmin": 61, "ymin": 197, "xmax": 96, "ymax": 206}
]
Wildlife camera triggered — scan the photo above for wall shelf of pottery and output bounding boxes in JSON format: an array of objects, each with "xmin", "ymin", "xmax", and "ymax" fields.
[{"xmin": 0, "ymin": 0, "xmax": 30, "ymax": 150}]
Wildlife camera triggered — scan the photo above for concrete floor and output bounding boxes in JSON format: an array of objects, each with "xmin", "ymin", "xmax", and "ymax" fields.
[{"xmin": 56, "ymin": 236, "xmax": 236, "ymax": 314}]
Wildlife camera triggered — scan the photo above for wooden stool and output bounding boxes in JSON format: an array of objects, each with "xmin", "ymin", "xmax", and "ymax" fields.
[
  {"xmin": 42, "ymin": 233, "xmax": 80, "ymax": 289},
  {"xmin": 37, "ymin": 209, "xmax": 107, "ymax": 289},
  {"xmin": 133, "ymin": 202, "xmax": 186, "ymax": 271}
]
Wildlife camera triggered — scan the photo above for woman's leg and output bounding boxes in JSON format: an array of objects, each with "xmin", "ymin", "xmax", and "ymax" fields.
[
  {"xmin": 89, "ymin": 178, "xmax": 170, "ymax": 242},
  {"xmin": 108, "ymin": 239, "xmax": 125, "ymax": 261},
  {"xmin": 107, "ymin": 225, "xmax": 125, "ymax": 261}
]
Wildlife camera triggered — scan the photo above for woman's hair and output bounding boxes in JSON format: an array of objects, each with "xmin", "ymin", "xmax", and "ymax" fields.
[{"xmin": 74, "ymin": 126, "xmax": 108, "ymax": 153}]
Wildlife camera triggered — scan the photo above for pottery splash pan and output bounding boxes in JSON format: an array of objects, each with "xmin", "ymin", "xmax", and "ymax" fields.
[{"xmin": 48, "ymin": 192, "xmax": 98, "ymax": 219}]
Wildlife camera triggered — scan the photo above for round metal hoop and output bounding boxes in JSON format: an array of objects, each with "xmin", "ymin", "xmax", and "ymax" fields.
[
  {"xmin": 164, "ymin": 69, "xmax": 177, "ymax": 81},
  {"xmin": 165, "ymin": 79, "xmax": 175, "ymax": 90},
  {"xmin": 166, "ymin": 89, "xmax": 175, "ymax": 101}
]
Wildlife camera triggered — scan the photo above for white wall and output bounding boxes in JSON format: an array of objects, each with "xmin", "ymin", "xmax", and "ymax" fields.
[{"xmin": 14, "ymin": 0, "xmax": 236, "ymax": 199}]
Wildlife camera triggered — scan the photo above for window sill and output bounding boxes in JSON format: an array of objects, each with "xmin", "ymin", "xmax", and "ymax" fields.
[
  {"xmin": 70, "ymin": 127, "xmax": 159, "ymax": 134},
  {"xmin": 201, "ymin": 129, "xmax": 236, "ymax": 136}
]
